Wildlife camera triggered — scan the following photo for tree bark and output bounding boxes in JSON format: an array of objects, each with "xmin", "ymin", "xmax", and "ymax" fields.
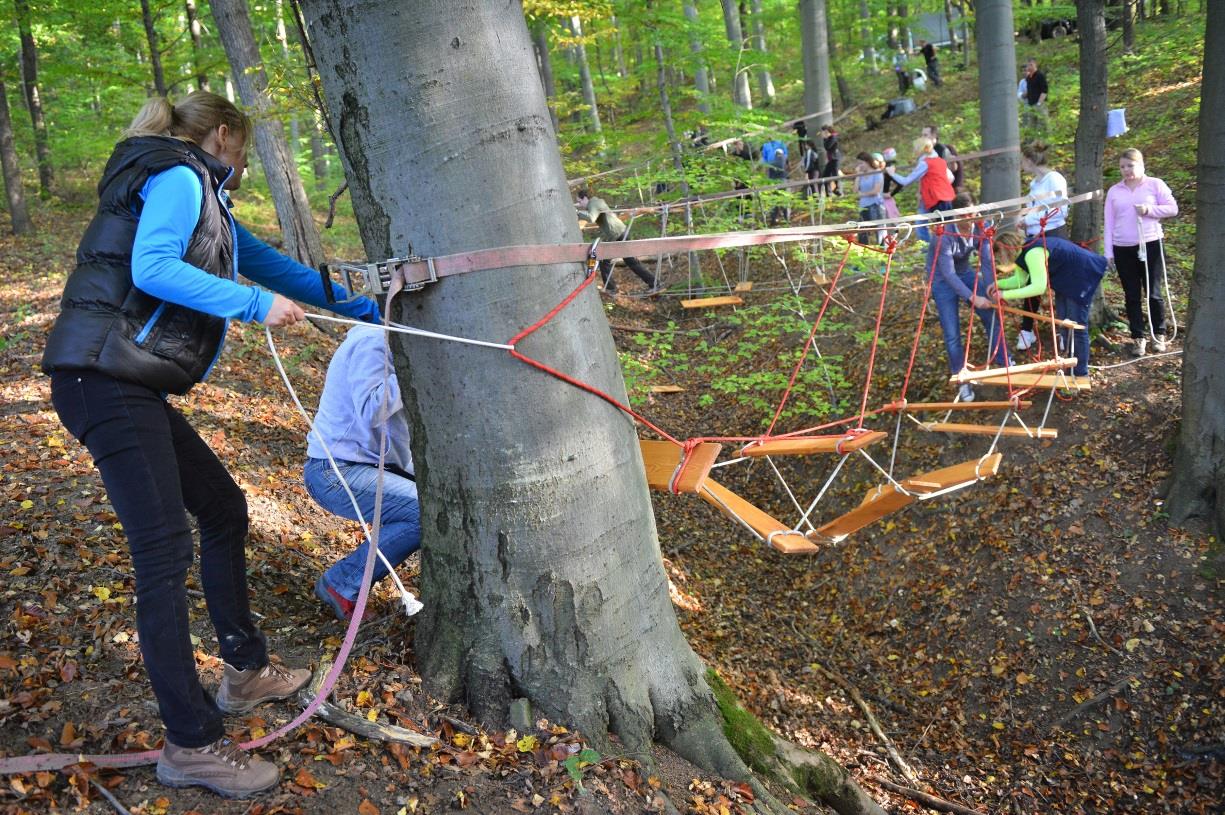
[
  {"xmin": 531, "ymin": 22, "xmax": 561, "ymax": 133},
  {"xmin": 569, "ymin": 16, "xmax": 603, "ymax": 135},
  {"xmin": 1167, "ymin": 1, "xmax": 1225, "ymax": 536},
  {"xmin": 749, "ymin": 0, "xmax": 776, "ymax": 104},
  {"xmin": 611, "ymin": 14, "xmax": 629, "ymax": 78},
  {"xmin": 683, "ymin": 0, "xmax": 713, "ymax": 115},
  {"xmin": 0, "ymin": 78, "xmax": 33, "ymax": 235},
  {"xmin": 299, "ymin": 3, "xmax": 884, "ymax": 813},
  {"xmin": 1122, "ymin": 0, "xmax": 1137, "ymax": 52},
  {"xmin": 799, "ymin": 0, "xmax": 834, "ymax": 129},
  {"xmin": 139, "ymin": 0, "xmax": 168, "ymax": 97},
  {"xmin": 1072, "ymin": 0, "xmax": 1107, "ymax": 249},
  {"xmin": 720, "ymin": 0, "xmax": 753, "ymax": 108},
  {"xmin": 275, "ymin": 0, "xmax": 302, "ymax": 164},
  {"xmin": 185, "ymin": 0, "xmax": 211, "ymax": 91},
  {"xmin": 859, "ymin": 0, "xmax": 878, "ymax": 72},
  {"xmin": 13, "ymin": 0, "xmax": 52, "ymax": 197},
  {"xmin": 655, "ymin": 40, "xmax": 697, "ymax": 278},
  {"xmin": 826, "ymin": 9, "xmax": 853, "ymax": 111},
  {"xmin": 975, "ymin": 0, "xmax": 1021, "ymax": 203},
  {"xmin": 211, "ymin": 0, "xmax": 326, "ymax": 267}
]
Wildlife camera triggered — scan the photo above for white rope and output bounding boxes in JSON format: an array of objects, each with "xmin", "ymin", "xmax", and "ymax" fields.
[
  {"xmin": 1090, "ymin": 349, "xmax": 1182, "ymax": 369},
  {"xmin": 303, "ymin": 312, "xmax": 514, "ymax": 351}
]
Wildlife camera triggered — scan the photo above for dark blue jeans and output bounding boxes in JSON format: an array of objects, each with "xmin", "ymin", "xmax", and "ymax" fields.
[
  {"xmin": 50, "ymin": 371, "xmax": 266, "ymax": 748},
  {"xmin": 932, "ymin": 277, "xmax": 1009, "ymax": 375},
  {"xmin": 1055, "ymin": 294, "xmax": 1091, "ymax": 376}
]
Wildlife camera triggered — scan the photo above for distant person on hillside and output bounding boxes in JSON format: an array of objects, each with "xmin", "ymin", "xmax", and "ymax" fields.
[
  {"xmin": 989, "ymin": 230, "xmax": 1107, "ymax": 379},
  {"xmin": 887, "ymin": 137, "xmax": 955, "ymax": 242},
  {"xmin": 800, "ymin": 138, "xmax": 822, "ymax": 198},
  {"xmin": 761, "ymin": 139, "xmax": 790, "ymax": 225},
  {"xmin": 819, "ymin": 125, "xmax": 842, "ymax": 196},
  {"xmin": 1021, "ymin": 57, "xmax": 1049, "ymax": 133},
  {"xmin": 854, "ymin": 152, "xmax": 885, "ymax": 244},
  {"xmin": 918, "ymin": 39, "xmax": 942, "ymax": 87},
  {"xmin": 575, "ymin": 189, "xmax": 658, "ymax": 294},
  {"xmin": 1104, "ymin": 147, "xmax": 1179, "ymax": 357},
  {"xmin": 1015, "ymin": 141, "xmax": 1069, "ymax": 352},
  {"xmin": 881, "ymin": 147, "xmax": 902, "ymax": 219},
  {"xmin": 893, "ymin": 48, "xmax": 912, "ymax": 94},
  {"xmin": 922, "ymin": 124, "xmax": 962, "ymax": 190}
]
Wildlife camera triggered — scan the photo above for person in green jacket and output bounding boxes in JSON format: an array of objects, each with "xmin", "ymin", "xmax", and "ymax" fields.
[{"xmin": 576, "ymin": 189, "xmax": 659, "ymax": 294}]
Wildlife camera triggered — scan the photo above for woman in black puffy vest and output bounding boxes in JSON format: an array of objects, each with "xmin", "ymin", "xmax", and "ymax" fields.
[{"xmin": 41, "ymin": 92, "xmax": 379, "ymax": 798}]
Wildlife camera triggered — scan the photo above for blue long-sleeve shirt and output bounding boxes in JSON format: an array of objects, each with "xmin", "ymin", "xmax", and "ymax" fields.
[
  {"xmin": 132, "ymin": 165, "xmax": 379, "ymax": 323},
  {"xmin": 307, "ymin": 326, "xmax": 413, "ymax": 474}
]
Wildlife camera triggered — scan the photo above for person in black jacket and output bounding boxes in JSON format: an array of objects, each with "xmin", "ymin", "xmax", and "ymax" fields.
[
  {"xmin": 918, "ymin": 39, "xmax": 942, "ymax": 87},
  {"xmin": 41, "ymin": 92, "xmax": 379, "ymax": 798},
  {"xmin": 819, "ymin": 125, "xmax": 842, "ymax": 196}
]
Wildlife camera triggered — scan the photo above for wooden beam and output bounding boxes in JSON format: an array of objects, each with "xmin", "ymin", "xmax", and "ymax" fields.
[
  {"xmin": 739, "ymin": 430, "xmax": 888, "ymax": 458},
  {"xmin": 812, "ymin": 484, "xmax": 914, "ymax": 543},
  {"xmin": 974, "ymin": 373, "xmax": 1091, "ymax": 390},
  {"xmin": 733, "ymin": 281, "xmax": 754, "ymax": 292},
  {"xmin": 699, "ymin": 478, "xmax": 819, "ymax": 554},
  {"xmin": 921, "ymin": 422, "xmax": 1058, "ymax": 439},
  {"xmin": 639, "ymin": 439, "xmax": 723, "ymax": 494},
  {"xmin": 649, "ymin": 385, "xmax": 685, "ymax": 393},
  {"xmin": 901, "ymin": 452, "xmax": 1003, "ymax": 495},
  {"xmin": 681, "ymin": 295, "xmax": 744, "ymax": 309},
  {"xmin": 951, "ymin": 357, "xmax": 1076, "ymax": 384},
  {"xmin": 999, "ymin": 304, "xmax": 1084, "ymax": 329},
  {"xmin": 883, "ymin": 400, "xmax": 1033, "ymax": 412}
]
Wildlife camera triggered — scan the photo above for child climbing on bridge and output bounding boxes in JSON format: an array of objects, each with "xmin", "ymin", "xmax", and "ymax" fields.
[{"xmin": 575, "ymin": 189, "xmax": 658, "ymax": 294}]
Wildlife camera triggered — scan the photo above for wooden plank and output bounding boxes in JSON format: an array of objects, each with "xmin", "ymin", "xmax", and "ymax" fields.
[
  {"xmin": 681, "ymin": 295, "xmax": 744, "ymax": 309},
  {"xmin": 733, "ymin": 281, "xmax": 754, "ymax": 292},
  {"xmin": 999, "ymin": 304, "xmax": 1084, "ymax": 329},
  {"xmin": 951, "ymin": 357, "xmax": 1076, "ymax": 384},
  {"xmin": 921, "ymin": 422, "xmax": 1058, "ymax": 439},
  {"xmin": 740, "ymin": 430, "xmax": 887, "ymax": 458},
  {"xmin": 812, "ymin": 485, "xmax": 914, "ymax": 543},
  {"xmin": 699, "ymin": 478, "xmax": 819, "ymax": 554},
  {"xmin": 901, "ymin": 452, "xmax": 1003, "ymax": 495},
  {"xmin": 649, "ymin": 385, "xmax": 685, "ymax": 394},
  {"xmin": 639, "ymin": 439, "xmax": 723, "ymax": 494},
  {"xmin": 887, "ymin": 400, "xmax": 1033, "ymax": 412},
  {"xmin": 974, "ymin": 373, "xmax": 1091, "ymax": 390}
]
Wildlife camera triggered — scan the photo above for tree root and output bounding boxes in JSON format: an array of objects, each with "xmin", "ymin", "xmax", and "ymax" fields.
[
  {"xmin": 299, "ymin": 663, "xmax": 438, "ymax": 748},
  {"xmin": 872, "ymin": 777, "xmax": 987, "ymax": 815}
]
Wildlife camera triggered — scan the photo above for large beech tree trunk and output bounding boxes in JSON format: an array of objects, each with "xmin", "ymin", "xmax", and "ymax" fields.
[
  {"xmin": 974, "ymin": 0, "xmax": 1021, "ymax": 203},
  {"xmin": 1072, "ymin": 1, "xmax": 1112, "ymax": 327},
  {"xmin": 1168, "ymin": 2, "xmax": 1225, "ymax": 537},
  {"xmin": 211, "ymin": 0, "xmax": 325, "ymax": 267},
  {"xmin": 720, "ymin": 0, "xmax": 753, "ymax": 108},
  {"xmin": 0, "ymin": 78, "xmax": 33, "ymax": 235},
  {"xmin": 299, "ymin": 3, "xmax": 884, "ymax": 813},
  {"xmin": 13, "ymin": 0, "xmax": 51, "ymax": 197},
  {"xmin": 799, "ymin": 0, "xmax": 834, "ymax": 129}
]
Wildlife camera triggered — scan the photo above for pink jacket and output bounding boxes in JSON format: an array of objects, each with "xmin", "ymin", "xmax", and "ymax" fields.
[{"xmin": 1104, "ymin": 177, "xmax": 1178, "ymax": 259}]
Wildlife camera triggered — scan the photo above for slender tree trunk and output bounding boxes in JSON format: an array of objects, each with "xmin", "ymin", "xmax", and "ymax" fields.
[
  {"xmin": 310, "ymin": 111, "xmax": 327, "ymax": 190},
  {"xmin": 655, "ymin": 41, "xmax": 697, "ymax": 277},
  {"xmin": 683, "ymin": 0, "xmax": 713, "ymax": 114},
  {"xmin": 826, "ymin": 10, "xmax": 853, "ymax": 111},
  {"xmin": 274, "ymin": 0, "xmax": 302, "ymax": 164},
  {"xmin": 140, "ymin": 0, "xmax": 168, "ymax": 96},
  {"xmin": 611, "ymin": 14, "xmax": 629, "ymax": 78},
  {"xmin": 531, "ymin": 23, "xmax": 561, "ymax": 133},
  {"xmin": 975, "ymin": 0, "xmax": 1021, "ymax": 202},
  {"xmin": 897, "ymin": 2, "xmax": 911, "ymax": 50},
  {"xmin": 749, "ymin": 0, "xmax": 776, "ymax": 104},
  {"xmin": 570, "ymin": 16, "xmax": 603, "ymax": 135},
  {"xmin": 799, "ymin": 0, "xmax": 834, "ymax": 129},
  {"xmin": 1167, "ymin": 1, "xmax": 1225, "ymax": 536},
  {"xmin": 957, "ymin": 0, "xmax": 971, "ymax": 65},
  {"xmin": 1073, "ymin": 1, "xmax": 1111, "ymax": 328},
  {"xmin": 185, "ymin": 0, "xmax": 211, "ymax": 91},
  {"xmin": 211, "ymin": 0, "xmax": 325, "ymax": 266},
  {"xmin": 1123, "ymin": 0, "xmax": 1137, "ymax": 52},
  {"xmin": 0, "ymin": 78, "xmax": 33, "ymax": 235},
  {"xmin": 720, "ymin": 0, "xmax": 753, "ymax": 108},
  {"xmin": 300, "ymin": 5, "xmax": 887, "ymax": 813},
  {"xmin": 860, "ymin": 0, "xmax": 877, "ymax": 72},
  {"xmin": 224, "ymin": 74, "xmax": 235, "ymax": 102},
  {"xmin": 943, "ymin": 0, "xmax": 959, "ymax": 47},
  {"xmin": 13, "ymin": 0, "xmax": 51, "ymax": 197}
]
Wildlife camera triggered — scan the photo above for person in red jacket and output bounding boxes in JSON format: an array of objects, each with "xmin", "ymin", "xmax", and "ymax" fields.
[{"xmin": 887, "ymin": 137, "xmax": 955, "ymax": 241}]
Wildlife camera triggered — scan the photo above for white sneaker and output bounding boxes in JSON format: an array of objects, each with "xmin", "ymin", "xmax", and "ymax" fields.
[
  {"xmin": 1151, "ymin": 336, "xmax": 1167, "ymax": 353},
  {"xmin": 1131, "ymin": 338, "xmax": 1148, "ymax": 358},
  {"xmin": 1015, "ymin": 329, "xmax": 1036, "ymax": 351},
  {"xmin": 958, "ymin": 383, "xmax": 976, "ymax": 403}
]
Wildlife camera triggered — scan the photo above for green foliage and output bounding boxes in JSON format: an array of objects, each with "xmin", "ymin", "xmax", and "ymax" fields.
[
  {"xmin": 561, "ymin": 748, "xmax": 602, "ymax": 791},
  {"xmin": 706, "ymin": 668, "xmax": 777, "ymax": 774}
]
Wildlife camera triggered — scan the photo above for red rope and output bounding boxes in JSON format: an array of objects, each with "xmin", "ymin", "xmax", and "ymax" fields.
[
  {"xmin": 855, "ymin": 235, "xmax": 900, "ymax": 427},
  {"xmin": 899, "ymin": 226, "xmax": 944, "ymax": 402}
]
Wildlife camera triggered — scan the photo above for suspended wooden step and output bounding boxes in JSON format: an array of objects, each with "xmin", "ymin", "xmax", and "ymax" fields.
[
  {"xmin": 639, "ymin": 439, "xmax": 723, "ymax": 494},
  {"xmin": 699, "ymin": 478, "xmax": 819, "ymax": 554},
  {"xmin": 812, "ymin": 484, "xmax": 914, "ymax": 543},
  {"xmin": 740, "ymin": 430, "xmax": 887, "ymax": 458},
  {"xmin": 884, "ymin": 400, "xmax": 1034, "ymax": 413},
  {"xmin": 999, "ymin": 304, "xmax": 1084, "ymax": 329},
  {"xmin": 900, "ymin": 451, "xmax": 1004, "ymax": 495},
  {"xmin": 921, "ymin": 422, "xmax": 1058, "ymax": 439},
  {"xmin": 734, "ymin": 281, "xmax": 754, "ymax": 293},
  {"xmin": 974, "ymin": 372, "xmax": 1091, "ymax": 390},
  {"xmin": 951, "ymin": 357, "xmax": 1076, "ymax": 384},
  {"xmin": 649, "ymin": 385, "xmax": 685, "ymax": 394},
  {"xmin": 681, "ymin": 295, "xmax": 744, "ymax": 309}
]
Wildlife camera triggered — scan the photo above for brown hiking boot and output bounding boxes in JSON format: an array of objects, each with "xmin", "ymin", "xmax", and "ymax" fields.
[
  {"xmin": 215, "ymin": 661, "xmax": 311, "ymax": 714},
  {"xmin": 156, "ymin": 737, "xmax": 279, "ymax": 798}
]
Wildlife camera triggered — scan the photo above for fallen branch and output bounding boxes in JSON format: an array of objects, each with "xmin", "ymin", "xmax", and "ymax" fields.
[
  {"xmin": 1080, "ymin": 607, "xmax": 1126, "ymax": 659},
  {"xmin": 1050, "ymin": 675, "xmax": 1135, "ymax": 733},
  {"xmin": 299, "ymin": 663, "xmax": 437, "ymax": 748},
  {"xmin": 89, "ymin": 778, "xmax": 133, "ymax": 815},
  {"xmin": 324, "ymin": 180, "xmax": 349, "ymax": 229},
  {"xmin": 872, "ymin": 777, "xmax": 986, "ymax": 815}
]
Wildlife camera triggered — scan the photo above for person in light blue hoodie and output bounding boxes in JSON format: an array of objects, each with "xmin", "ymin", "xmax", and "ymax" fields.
[{"xmin": 305, "ymin": 324, "xmax": 421, "ymax": 622}]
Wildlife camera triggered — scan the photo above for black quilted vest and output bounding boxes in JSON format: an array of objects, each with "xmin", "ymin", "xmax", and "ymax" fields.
[{"xmin": 41, "ymin": 136, "xmax": 235, "ymax": 394}]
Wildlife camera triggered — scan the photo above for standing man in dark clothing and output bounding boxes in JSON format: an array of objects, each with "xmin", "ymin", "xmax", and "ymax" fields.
[
  {"xmin": 1022, "ymin": 57, "xmax": 1049, "ymax": 133},
  {"xmin": 918, "ymin": 39, "xmax": 942, "ymax": 87},
  {"xmin": 576, "ymin": 190, "xmax": 658, "ymax": 294}
]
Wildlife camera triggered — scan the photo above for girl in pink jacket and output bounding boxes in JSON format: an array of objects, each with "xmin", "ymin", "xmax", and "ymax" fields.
[{"xmin": 1104, "ymin": 147, "xmax": 1179, "ymax": 356}]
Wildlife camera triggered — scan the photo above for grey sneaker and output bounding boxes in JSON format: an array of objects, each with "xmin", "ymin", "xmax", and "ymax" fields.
[
  {"xmin": 156, "ymin": 737, "xmax": 279, "ymax": 798},
  {"xmin": 958, "ymin": 383, "xmax": 976, "ymax": 403},
  {"xmin": 216, "ymin": 661, "xmax": 311, "ymax": 714},
  {"xmin": 1131, "ymin": 338, "xmax": 1148, "ymax": 358},
  {"xmin": 1151, "ymin": 335, "xmax": 1168, "ymax": 353}
]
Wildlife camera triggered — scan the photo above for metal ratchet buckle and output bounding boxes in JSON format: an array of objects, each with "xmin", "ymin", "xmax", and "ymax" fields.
[{"xmin": 586, "ymin": 238, "xmax": 602, "ymax": 274}]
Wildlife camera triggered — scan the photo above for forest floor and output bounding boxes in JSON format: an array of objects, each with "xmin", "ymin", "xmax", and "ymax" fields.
[{"xmin": 1, "ymin": 13, "xmax": 1221, "ymax": 815}]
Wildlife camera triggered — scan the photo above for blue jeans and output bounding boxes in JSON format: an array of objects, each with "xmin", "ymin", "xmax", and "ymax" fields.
[
  {"xmin": 1056, "ymin": 294, "xmax": 1091, "ymax": 376},
  {"xmin": 932, "ymin": 276, "xmax": 1009, "ymax": 375},
  {"xmin": 303, "ymin": 457, "xmax": 421, "ymax": 601},
  {"xmin": 916, "ymin": 199, "xmax": 951, "ymax": 243},
  {"xmin": 50, "ymin": 371, "xmax": 266, "ymax": 749}
]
